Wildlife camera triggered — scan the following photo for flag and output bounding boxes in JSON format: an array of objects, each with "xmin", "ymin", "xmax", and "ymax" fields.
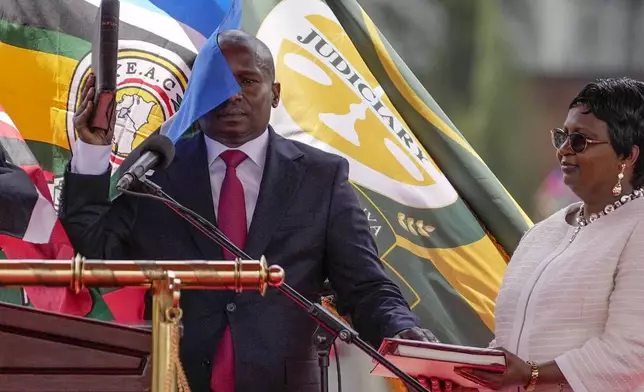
[
  {"xmin": 0, "ymin": 105, "xmax": 145, "ymax": 321},
  {"xmin": 0, "ymin": 110, "xmax": 58, "ymax": 245},
  {"xmin": 0, "ymin": 1, "xmax": 532, "ymax": 390},
  {"xmin": 148, "ymin": 0, "xmax": 237, "ymax": 40},
  {"xmin": 162, "ymin": 0, "xmax": 241, "ymax": 143},
  {"xmin": 0, "ymin": 0, "xmax": 237, "ymax": 325},
  {"xmin": 245, "ymin": 2, "xmax": 532, "ymax": 389},
  {"xmin": 248, "ymin": 0, "xmax": 532, "ymax": 342},
  {"xmin": 0, "ymin": 105, "xmax": 94, "ymax": 316}
]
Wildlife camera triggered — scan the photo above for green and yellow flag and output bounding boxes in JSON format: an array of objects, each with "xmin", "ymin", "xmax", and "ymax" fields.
[
  {"xmin": 246, "ymin": 0, "xmax": 532, "ymax": 344},
  {"xmin": 1, "ymin": 0, "xmax": 531, "ymax": 388}
]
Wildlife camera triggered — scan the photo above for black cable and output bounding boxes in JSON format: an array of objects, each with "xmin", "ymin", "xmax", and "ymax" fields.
[
  {"xmin": 118, "ymin": 184, "xmax": 250, "ymax": 259},
  {"xmin": 120, "ymin": 183, "xmax": 326, "ymax": 315},
  {"xmin": 333, "ymin": 341, "xmax": 342, "ymax": 392}
]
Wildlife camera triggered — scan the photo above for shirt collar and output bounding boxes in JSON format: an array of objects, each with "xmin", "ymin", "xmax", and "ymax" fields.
[{"xmin": 204, "ymin": 128, "xmax": 269, "ymax": 169}]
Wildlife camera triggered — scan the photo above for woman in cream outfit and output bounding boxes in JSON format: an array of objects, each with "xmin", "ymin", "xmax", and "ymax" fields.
[{"xmin": 433, "ymin": 78, "xmax": 644, "ymax": 392}]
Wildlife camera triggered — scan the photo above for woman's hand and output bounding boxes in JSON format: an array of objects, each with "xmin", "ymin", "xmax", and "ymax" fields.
[
  {"xmin": 454, "ymin": 348, "xmax": 532, "ymax": 390},
  {"xmin": 416, "ymin": 377, "xmax": 479, "ymax": 392}
]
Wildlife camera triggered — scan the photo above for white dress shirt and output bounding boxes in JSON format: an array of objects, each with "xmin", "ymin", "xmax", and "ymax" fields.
[
  {"xmin": 70, "ymin": 130, "xmax": 269, "ymax": 231},
  {"xmin": 203, "ymin": 130, "xmax": 268, "ymax": 230}
]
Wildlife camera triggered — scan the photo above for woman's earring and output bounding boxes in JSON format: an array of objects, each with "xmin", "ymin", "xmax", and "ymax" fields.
[{"xmin": 612, "ymin": 163, "xmax": 626, "ymax": 196}]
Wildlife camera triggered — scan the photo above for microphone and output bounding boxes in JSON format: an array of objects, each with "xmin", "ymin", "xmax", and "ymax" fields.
[
  {"xmin": 116, "ymin": 134, "xmax": 175, "ymax": 191},
  {"xmin": 89, "ymin": 0, "xmax": 120, "ymax": 133}
]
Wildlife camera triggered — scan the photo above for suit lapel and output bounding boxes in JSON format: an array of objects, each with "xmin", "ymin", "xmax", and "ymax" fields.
[
  {"xmin": 165, "ymin": 132, "xmax": 223, "ymax": 260},
  {"xmin": 244, "ymin": 128, "xmax": 305, "ymax": 259}
]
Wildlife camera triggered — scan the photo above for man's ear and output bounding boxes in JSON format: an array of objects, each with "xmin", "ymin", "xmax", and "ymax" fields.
[{"xmin": 271, "ymin": 82, "xmax": 281, "ymax": 108}]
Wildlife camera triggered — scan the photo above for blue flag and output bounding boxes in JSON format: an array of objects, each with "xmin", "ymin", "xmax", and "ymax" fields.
[
  {"xmin": 123, "ymin": 0, "xmax": 237, "ymax": 39},
  {"xmin": 162, "ymin": 0, "xmax": 242, "ymax": 143},
  {"xmin": 125, "ymin": 0, "xmax": 243, "ymax": 143},
  {"xmin": 148, "ymin": 0, "xmax": 237, "ymax": 39}
]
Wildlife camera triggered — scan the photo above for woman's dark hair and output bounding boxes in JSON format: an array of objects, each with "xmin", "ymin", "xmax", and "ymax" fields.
[{"xmin": 570, "ymin": 77, "xmax": 644, "ymax": 187}]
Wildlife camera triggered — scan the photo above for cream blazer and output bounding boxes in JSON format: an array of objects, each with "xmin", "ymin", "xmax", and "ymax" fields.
[{"xmin": 492, "ymin": 198, "xmax": 644, "ymax": 391}]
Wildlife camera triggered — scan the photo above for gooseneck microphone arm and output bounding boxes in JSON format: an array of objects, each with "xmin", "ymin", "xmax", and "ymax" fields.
[
  {"xmin": 116, "ymin": 134, "xmax": 176, "ymax": 191},
  {"xmin": 116, "ymin": 178, "xmax": 430, "ymax": 392}
]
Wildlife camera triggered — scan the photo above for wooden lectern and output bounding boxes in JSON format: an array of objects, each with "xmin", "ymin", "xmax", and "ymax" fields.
[
  {"xmin": 0, "ymin": 302, "xmax": 151, "ymax": 392},
  {"xmin": 0, "ymin": 256, "xmax": 284, "ymax": 392}
]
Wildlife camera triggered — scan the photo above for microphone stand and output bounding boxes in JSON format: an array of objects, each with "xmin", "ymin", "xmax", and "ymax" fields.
[
  {"xmin": 312, "ymin": 325, "xmax": 335, "ymax": 392},
  {"xmin": 120, "ymin": 178, "xmax": 430, "ymax": 392}
]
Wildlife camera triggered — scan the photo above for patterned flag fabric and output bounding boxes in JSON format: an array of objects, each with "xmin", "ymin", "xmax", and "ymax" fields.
[
  {"xmin": 248, "ymin": 0, "xmax": 532, "ymax": 344},
  {"xmin": 162, "ymin": 0, "xmax": 241, "ymax": 143},
  {"xmin": 0, "ymin": 0, "xmax": 532, "ymax": 390},
  {"xmin": 0, "ymin": 105, "xmax": 96, "ymax": 317},
  {"xmin": 0, "ymin": 109, "xmax": 58, "ymax": 244},
  {"xmin": 0, "ymin": 105, "xmax": 146, "ymax": 321}
]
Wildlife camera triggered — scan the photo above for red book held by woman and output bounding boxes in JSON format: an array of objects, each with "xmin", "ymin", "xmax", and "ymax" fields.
[{"xmin": 370, "ymin": 338, "xmax": 507, "ymax": 388}]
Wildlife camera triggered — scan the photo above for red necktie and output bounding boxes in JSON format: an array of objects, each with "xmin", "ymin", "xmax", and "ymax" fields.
[{"xmin": 211, "ymin": 149, "xmax": 248, "ymax": 392}]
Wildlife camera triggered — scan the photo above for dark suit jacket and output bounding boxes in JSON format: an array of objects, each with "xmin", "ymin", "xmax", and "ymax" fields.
[{"xmin": 59, "ymin": 128, "xmax": 420, "ymax": 392}]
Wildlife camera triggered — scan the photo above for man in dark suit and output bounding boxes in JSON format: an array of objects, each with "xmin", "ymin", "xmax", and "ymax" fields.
[{"xmin": 60, "ymin": 30, "xmax": 435, "ymax": 392}]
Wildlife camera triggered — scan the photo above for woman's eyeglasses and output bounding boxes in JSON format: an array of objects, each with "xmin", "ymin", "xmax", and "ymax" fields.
[{"xmin": 550, "ymin": 128, "xmax": 609, "ymax": 154}]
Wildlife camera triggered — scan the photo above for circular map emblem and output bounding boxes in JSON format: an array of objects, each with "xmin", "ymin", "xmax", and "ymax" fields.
[{"xmin": 66, "ymin": 40, "xmax": 190, "ymax": 167}]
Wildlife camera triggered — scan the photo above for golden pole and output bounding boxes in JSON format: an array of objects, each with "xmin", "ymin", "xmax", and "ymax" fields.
[
  {"xmin": 0, "ymin": 255, "xmax": 284, "ymax": 294},
  {"xmin": 151, "ymin": 273, "xmax": 177, "ymax": 392}
]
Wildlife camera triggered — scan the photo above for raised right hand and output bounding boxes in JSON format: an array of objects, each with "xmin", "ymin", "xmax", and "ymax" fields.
[{"xmin": 73, "ymin": 73, "xmax": 115, "ymax": 146}]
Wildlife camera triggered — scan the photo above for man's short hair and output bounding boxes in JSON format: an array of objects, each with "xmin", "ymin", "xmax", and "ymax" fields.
[{"xmin": 218, "ymin": 30, "xmax": 275, "ymax": 81}]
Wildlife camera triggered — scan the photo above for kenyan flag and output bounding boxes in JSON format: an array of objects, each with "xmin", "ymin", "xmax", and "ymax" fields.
[{"xmin": 0, "ymin": 104, "xmax": 140, "ymax": 321}]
